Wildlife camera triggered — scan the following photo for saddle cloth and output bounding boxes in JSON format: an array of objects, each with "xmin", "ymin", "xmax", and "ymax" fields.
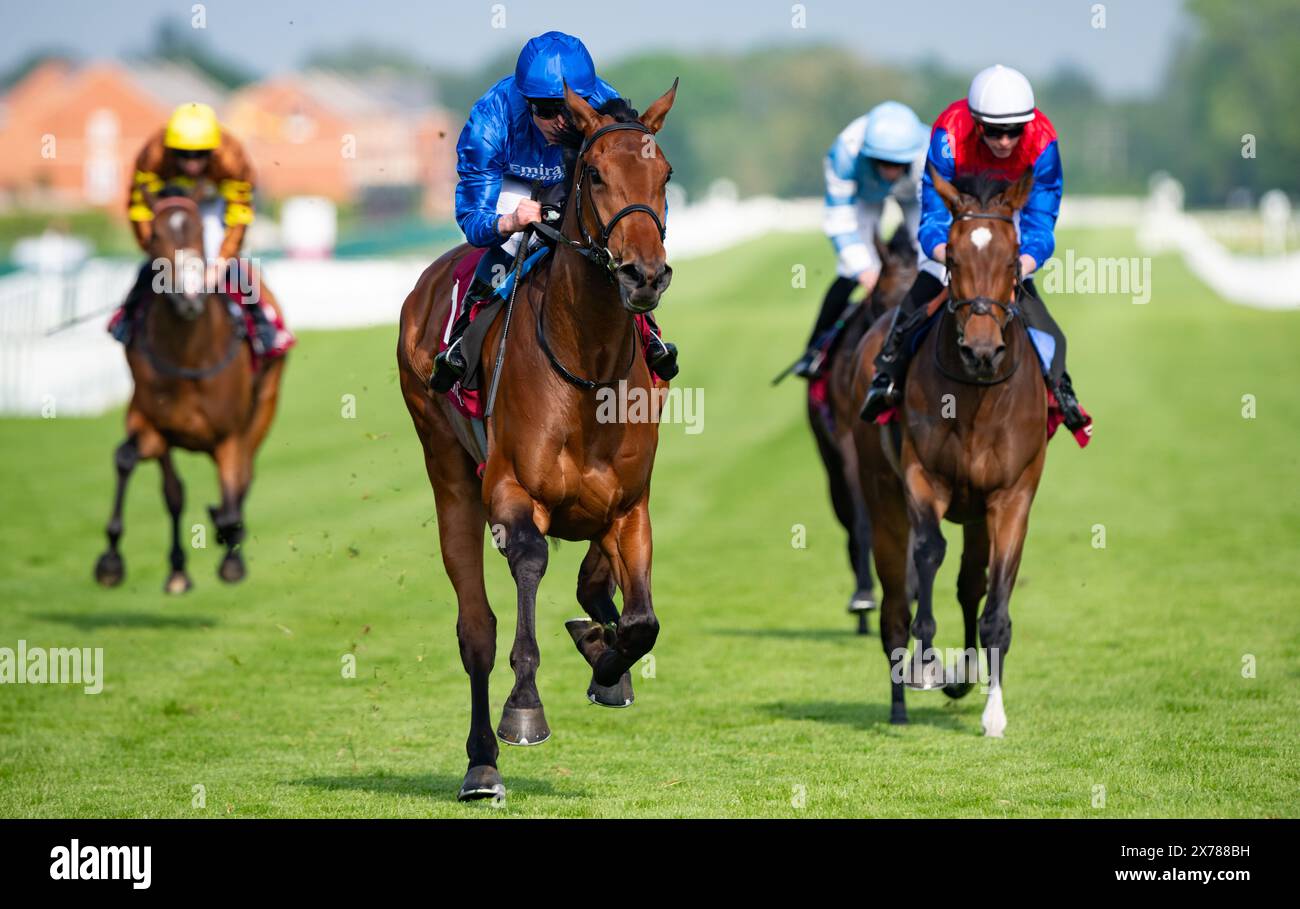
[{"xmin": 436, "ymin": 247, "xmax": 668, "ymax": 422}]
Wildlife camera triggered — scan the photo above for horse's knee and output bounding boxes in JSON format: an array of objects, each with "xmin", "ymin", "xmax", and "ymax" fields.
[
  {"xmin": 114, "ymin": 439, "xmax": 139, "ymax": 475},
  {"xmin": 456, "ymin": 613, "xmax": 496, "ymax": 674},
  {"xmin": 505, "ymin": 525, "xmax": 548, "ymax": 585},
  {"xmin": 913, "ymin": 527, "xmax": 946, "ymax": 575}
]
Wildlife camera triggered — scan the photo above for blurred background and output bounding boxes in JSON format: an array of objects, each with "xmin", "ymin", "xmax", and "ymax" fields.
[{"xmin": 0, "ymin": 0, "xmax": 1297, "ymax": 412}]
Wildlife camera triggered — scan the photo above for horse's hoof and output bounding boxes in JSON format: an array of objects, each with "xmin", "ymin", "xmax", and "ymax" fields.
[
  {"xmin": 458, "ymin": 765, "xmax": 505, "ymax": 802},
  {"xmin": 163, "ymin": 571, "xmax": 193, "ymax": 595},
  {"xmin": 847, "ymin": 592, "xmax": 877, "ymax": 613},
  {"xmin": 903, "ymin": 658, "xmax": 945, "ymax": 691},
  {"xmin": 218, "ymin": 554, "xmax": 246, "ymax": 584},
  {"xmin": 497, "ymin": 705, "xmax": 550, "ymax": 746},
  {"xmin": 588, "ymin": 671, "xmax": 634, "ymax": 708},
  {"xmin": 94, "ymin": 552, "xmax": 124, "ymax": 587}
]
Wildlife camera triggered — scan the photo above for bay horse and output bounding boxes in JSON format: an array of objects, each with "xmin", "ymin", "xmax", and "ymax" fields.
[
  {"xmin": 397, "ymin": 81, "xmax": 678, "ymax": 802},
  {"xmin": 808, "ymin": 227, "xmax": 917, "ymax": 634},
  {"xmin": 851, "ymin": 167, "xmax": 1045, "ymax": 736},
  {"xmin": 94, "ymin": 194, "xmax": 287, "ymax": 593}
]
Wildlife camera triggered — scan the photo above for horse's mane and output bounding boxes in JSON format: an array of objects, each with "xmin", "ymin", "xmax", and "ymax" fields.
[
  {"xmin": 554, "ymin": 97, "xmax": 641, "ymax": 172},
  {"xmin": 886, "ymin": 225, "xmax": 917, "ymax": 264},
  {"xmin": 951, "ymin": 172, "xmax": 1012, "ymax": 208}
]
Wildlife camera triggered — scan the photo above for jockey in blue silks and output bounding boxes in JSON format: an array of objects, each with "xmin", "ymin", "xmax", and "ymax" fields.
[
  {"xmin": 791, "ymin": 100, "xmax": 930, "ymax": 379},
  {"xmin": 431, "ymin": 31, "xmax": 678, "ymax": 391}
]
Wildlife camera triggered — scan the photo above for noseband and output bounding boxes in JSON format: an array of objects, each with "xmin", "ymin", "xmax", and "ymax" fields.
[
  {"xmin": 935, "ymin": 209, "xmax": 1027, "ymax": 386},
  {"xmin": 945, "ymin": 209, "xmax": 1024, "ymax": 326}
]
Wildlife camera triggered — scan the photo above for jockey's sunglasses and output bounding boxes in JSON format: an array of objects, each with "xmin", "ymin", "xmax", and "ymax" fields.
[
  {"xmin": 980, "ymin": 122, "xmax": 1025, "ymax": 139},
  {"xmin": 527, "ymin": 98, "xmax": 570, "ymax": 120},
  {"xmin": 173, "ymin": 149, "xmax": 212, "ymax": 161}
]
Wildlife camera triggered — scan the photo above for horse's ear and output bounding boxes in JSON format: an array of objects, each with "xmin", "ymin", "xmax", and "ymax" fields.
[
  {"xmin": 872, "ymin": 227, "xmax": 889, "ymax": 265},
  {"xmin": 563, "ymin": 81, "xmax": 602, "ymax": 135},
  {"xmin": 639, "ymin": 77, "xmax": 678, "ymax": 134},
  {"xmin": 928, "ymin": 164, "xmax": 964, "ymax": 214},
  {"xmin": 1003, "ymin": 168, "xmax": 1035, "ymax": 211}
]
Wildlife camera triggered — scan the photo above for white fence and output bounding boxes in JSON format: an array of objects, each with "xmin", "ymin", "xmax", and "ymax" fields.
[{"xmin": 2, "ymin": 184, "xmax": 1296, "ymax": 416}]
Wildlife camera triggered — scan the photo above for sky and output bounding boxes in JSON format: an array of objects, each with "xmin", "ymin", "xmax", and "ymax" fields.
[{"xmin": 4, "ymin": 0, "xmax": 1188, "ymax": 98}]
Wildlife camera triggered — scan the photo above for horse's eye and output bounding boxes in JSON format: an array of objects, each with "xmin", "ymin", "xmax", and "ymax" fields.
[
  {"xmin": 589, "ymin": 169, "xmax": 603, "ymax": 186},
  {"xmin": 665, "ymin": 169, "xmax": 673, "ymax": 184}
]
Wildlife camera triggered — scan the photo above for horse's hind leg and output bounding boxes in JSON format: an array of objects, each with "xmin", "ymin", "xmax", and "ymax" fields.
[
  {"xmin": 491, "ymin": 482, "xmax": 551, "ymax": 746},
  {"xmin": 94, "ymin": 434, "xmax": 141, "ymax": 587},
  {"xmin": 869, "ymin": 485, "xmax": 913, "ymax": 724},
  {"xmin": 159, "ymin": 450, "xmax": 192, "ymax": 595},
  {"xmin": 210, "ymin": 435, "xmax": 248, "ymax": 583},
  {"xmin": 570, "ymin": 543, "xmax": 634, "ymax": 707},
  {"xmin": 943, "ymin": 520, "xmax": 988, "ymax": 700}
]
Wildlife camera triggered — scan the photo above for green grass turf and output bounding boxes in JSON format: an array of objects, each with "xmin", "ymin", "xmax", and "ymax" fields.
[{"xmin": 1, "ymin": 229, "xmax": 1297, "ymax": 818}]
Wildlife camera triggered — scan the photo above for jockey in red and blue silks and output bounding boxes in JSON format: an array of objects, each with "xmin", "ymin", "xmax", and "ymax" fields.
[
  {"xmin": 432, "ymin": 30, "xmax": 677, "ymax": 391},
  {"xmin": 861, "ymin": 65, "xmax": 1092, "ymax": 442}
]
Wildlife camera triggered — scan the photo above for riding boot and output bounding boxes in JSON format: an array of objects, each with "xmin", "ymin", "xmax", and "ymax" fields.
[
  {"xmin": 642, "ymin": 312, "xmax": 679, "ymax": 380},
  {"xmin": 794, "ymin": 276, "xmax": 856, "ymax": 379},
  {"xmin": 111, "ymin": 262, "xmax": 155, "ymax": 345},
  {"xmin": 859, "ymin": 305, "xmax": 932, "ymax": 422},
  {"xmin": 245, "ymin": 301, "xmax": 278, "ymax": 357},
  {"xmin": 430, "ymin": 277, "xmax": 495, "ymax": 393},
  {"xmin": 860, "ymin": 271, "xmax": 944, "ymax": 422},
  {"xmin": 1052, "ymin": 371, "xmax": 1093, "ymax": 438}
]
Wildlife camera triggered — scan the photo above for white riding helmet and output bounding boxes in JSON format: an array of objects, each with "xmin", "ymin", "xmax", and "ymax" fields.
[{"xmin": 967, "ymin": 64, "xmax": 1036, "ymax": 125}]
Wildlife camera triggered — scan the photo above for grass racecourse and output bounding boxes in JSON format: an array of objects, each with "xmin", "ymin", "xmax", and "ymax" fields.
[{"xmin": 1, "ymin": 228, "xmax": 1298, "ymax": 818}]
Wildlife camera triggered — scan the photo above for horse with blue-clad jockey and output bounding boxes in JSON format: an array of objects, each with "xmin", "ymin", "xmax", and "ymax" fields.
[
  {"xmin": 398, "ymin": 31, "xmax": 680, "ymax": 803},
  {"xmin": 430, "ymin": 31, "xmax": 677, "ymax": 391}
]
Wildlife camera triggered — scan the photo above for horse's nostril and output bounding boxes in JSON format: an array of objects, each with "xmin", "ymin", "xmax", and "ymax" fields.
[
  {"xmin": 618, "ymin": 264, "xmax": 647, "ymax": 286},
  {"xmin": 959, "ymin": 344, "xmax": 976, "ymax": 361}
]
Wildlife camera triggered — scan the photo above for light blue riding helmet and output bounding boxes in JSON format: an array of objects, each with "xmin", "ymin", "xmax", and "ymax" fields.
[
  {"xmin": 514, "ymin": 31, "xmax": 599, "ymax": 98},
  {"xmin": 860, "ymin": 101, "xmax": 929, "ymax": 163}
]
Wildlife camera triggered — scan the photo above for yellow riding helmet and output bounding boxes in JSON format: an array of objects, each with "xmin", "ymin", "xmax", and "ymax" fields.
[{"xmin": 164, "ymin": 102, "xmax": 222, "ymax": 152}]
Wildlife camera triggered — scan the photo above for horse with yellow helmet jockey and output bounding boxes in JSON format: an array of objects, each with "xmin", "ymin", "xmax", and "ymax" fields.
[{"xmin": 113, "ymin": 102, "xmax": 287, "ymax": 358}]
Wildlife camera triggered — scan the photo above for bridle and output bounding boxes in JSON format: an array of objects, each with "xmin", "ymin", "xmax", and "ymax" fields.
[
  {"xmin": 944, "ymin": 209, "xmax": 1024, "ymax": 326},
  {"xmin": 532, "ymin": 120, "xmax": 668, "ymax": 279},
  {"xmin": 526, "ymin": 119, "xmax": 668, "ymax": 391},
  {"xmin": 138, "ymin": 195, "xmax": 244, "ymax": 381},
  {"xmin": 935, "ymin": 209, "xmax": 1027, "ymax": 387}
]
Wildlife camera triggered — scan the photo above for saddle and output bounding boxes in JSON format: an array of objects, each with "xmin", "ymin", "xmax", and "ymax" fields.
[{"xmin": 435, "ymin": 244, "xmax": 667, "ymax": 422}]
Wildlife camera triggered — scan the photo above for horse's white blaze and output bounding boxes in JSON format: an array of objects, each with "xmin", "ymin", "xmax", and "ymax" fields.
[
  {"xmin": 970, "ymin": 226, "xmax": 993, "ymax": 250},
  {"xmin": 982, "ymin": 681, "xmax": 1006, "ymax": 737}
]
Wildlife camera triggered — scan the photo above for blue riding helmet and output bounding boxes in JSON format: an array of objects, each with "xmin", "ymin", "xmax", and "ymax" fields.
[
  {"xmin": 514, "ymin": 31, "xmax": 598, "ymax": 99},
  {"xmin": 861, "ymin": 101, "xmax": 929, "ymax": 164}
]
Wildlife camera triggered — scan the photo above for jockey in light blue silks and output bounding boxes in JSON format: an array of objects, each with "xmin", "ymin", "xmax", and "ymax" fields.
[
  {"xmin": 792, "ymin": 101, "xmax": 930, "ymax": 378},
  {"xmin": 431, "ymin": 31, "xmax": 678, "ymax": 391}
]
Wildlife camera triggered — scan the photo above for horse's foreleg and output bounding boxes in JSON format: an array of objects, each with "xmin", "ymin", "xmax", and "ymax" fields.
[
  {"xmin": 903, "ymin": 461, "xmax": 950, "ymax": 690},
  {"xmin": 94, "ymin": 434, "xmax": 141, "ymax": 587},
  {"xmin": 159, "ymin": 450, "xmax": 192, "ymax": 595},
  {"xmin": 593, "ymin": 498, "xmax": 657, "ymax": 688},
  {"xmin": 492, "ymin": 483, "xmax": 551, "ymax": 746},
  {"xmin": 943, "ymin": 520, "xmax": 989, "ymax": 699},
  {"xmin": 210, "ymin": 435, "xmax": 247, "ymax": 583},
  {"xmin": 571, "ymin": 542, "xmax": 634, "ymax": 707},
  {"xmin": 979, "ymin": 483, "xmax": 1036, "ymax": 737}
]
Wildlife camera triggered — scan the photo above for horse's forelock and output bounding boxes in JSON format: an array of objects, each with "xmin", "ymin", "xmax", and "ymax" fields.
[{"xmin": 951, "ymin": 172, "xmax": 1013, "ymax": 209}]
